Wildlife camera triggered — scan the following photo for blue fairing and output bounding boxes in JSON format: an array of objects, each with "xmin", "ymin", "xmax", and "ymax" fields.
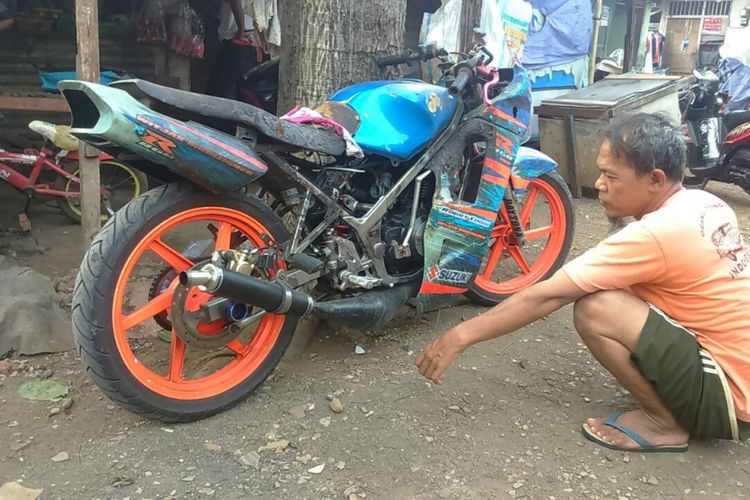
[
  {"xmin": 329, "ymin": 81, "xmax": 458, "ymax": 161},
  {"xmin": 512, "ymin": 146, "xmax": 557, "ymax": 194}
]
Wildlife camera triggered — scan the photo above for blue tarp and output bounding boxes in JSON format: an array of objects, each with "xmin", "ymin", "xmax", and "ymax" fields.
[
  {"xmin": 521, "ymin": 0, "xmax": 592, "ymax": 69},
  {"xmin": 39, "ymin": 70, "xmax": 127, "ymax": 94}
]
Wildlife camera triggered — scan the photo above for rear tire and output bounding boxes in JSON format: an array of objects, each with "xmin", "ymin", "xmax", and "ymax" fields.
[
  {"xmin": 72, "ymin": 182, "xmax": 296, "ymax": 422},
  {"xmin": 466, "ymin": 171, "xmax": 574, "ymax": 306}
]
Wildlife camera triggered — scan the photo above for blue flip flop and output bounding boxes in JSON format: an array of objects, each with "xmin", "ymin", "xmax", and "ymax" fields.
[{"xmin": 581, "ymin": 412, "xmax": 688, "ymax": 453}]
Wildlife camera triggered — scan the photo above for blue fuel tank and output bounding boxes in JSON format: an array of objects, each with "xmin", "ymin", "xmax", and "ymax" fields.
[{"xmin": 328, "ymin": 80, "xmax": 458, "ymax": 161}]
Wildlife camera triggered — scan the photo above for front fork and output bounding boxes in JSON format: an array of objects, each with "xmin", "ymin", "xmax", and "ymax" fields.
[{"xmin": 502, "ymin": 190, "xmax": 526, "ymax": 247}]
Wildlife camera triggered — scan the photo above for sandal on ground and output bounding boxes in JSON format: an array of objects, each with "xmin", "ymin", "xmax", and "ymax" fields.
[{"xmin": 581, "ymin": 412, "xmax": 688, "ymax": 453}]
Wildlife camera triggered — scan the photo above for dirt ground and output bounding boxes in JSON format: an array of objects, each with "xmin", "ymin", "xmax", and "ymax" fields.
[{"xmin": 1, "ymin": 180, "xmax": 750, "ymax": 500}]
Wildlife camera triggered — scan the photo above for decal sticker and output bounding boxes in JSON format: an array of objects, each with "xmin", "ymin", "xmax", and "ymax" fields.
[
  {"xmin": 427, "ymin": 264, "xmax": 473, "ymax": 284},
  {"xmin": 727, "ymin": 122, "xmax": 750, "ymax": 141},
  {"xmin": 135, "ymin": 126, "xmax": 176, "ymax": 159},
  {"xmin": 438, "ymin": 206, "xmax": 494, "ymax": 228}
]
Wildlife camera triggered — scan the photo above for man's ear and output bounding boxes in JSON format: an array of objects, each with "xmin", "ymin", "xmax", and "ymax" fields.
[{"xmin": 649, "ymin": 168, "xmax": 669, "ymax": 190}]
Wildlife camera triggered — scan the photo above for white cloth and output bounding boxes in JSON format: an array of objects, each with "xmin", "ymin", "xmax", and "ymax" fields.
[
  {"xmin": 218, "ymin": 0, "xmax": 254, "ymax": 40},
  {"xmin": 249, "ymin": 0, "xmax": 281, "ymax": 48},
  {"xmin": 420, "ymin": 0, "xmax": 463, "ymax": 52}
]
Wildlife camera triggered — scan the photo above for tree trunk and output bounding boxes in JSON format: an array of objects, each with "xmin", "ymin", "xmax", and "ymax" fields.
[{"xmin": 277, "ymin": 0, "xmax": 407, "ymax": 113}]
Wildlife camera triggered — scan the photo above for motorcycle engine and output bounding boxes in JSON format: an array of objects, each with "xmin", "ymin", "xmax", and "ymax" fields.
[{"xmin": 308, "ymin": 160, "xmax": 433, "ymax": 277}]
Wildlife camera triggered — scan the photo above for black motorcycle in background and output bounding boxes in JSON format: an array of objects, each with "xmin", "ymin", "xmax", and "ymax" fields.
[{"xmin": 681, "ymin": 68, "xmax": 750, "ymax": 194}]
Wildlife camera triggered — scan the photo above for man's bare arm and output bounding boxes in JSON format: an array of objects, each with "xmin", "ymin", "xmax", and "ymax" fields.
[
  {"xmin": 224, "ymin": 0, "xmax": 246, "ymax": 35},
  {"xmin": 416, "ymin": 269, "xmax": 587, "ymax": 383}
]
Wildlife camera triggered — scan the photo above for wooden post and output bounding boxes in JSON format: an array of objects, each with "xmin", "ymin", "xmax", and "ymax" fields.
[
  {"xmin": 622, "ymin": 0, "xmax": 637, "ymax": 72},
  {"xmin": 564, "ymin": 115, "xmax": 582, "ymax": 199},
  {"xmin": 589, "ymin": 0, "xmax": 603, "ymax": 85},
  {"xmin": 75, "ymin": 0, "xmax": 101, "ymax": 242}
]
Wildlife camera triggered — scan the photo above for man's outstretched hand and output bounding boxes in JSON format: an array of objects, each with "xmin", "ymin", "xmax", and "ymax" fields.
[{"xmin": 416, "ymin": 329, "xmax": 467, "ymax": 384}]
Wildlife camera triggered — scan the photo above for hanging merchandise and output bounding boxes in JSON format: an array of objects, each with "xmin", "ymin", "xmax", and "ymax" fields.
[
  {"xmin": 136, "ymin": 0, "xmax": 167, "ymax": 44},
  {"xmin": 420, "ymin": 0, "xmax": 463, "ymax": 53},
  {"xmin": 170, "ymin": 0, "xmax": 205, "ymax": 59},
  {"xmin": 480, "ymin": 0, "xmax": 533, "ymax": 68},
  {"xmin": 521, "ymin": 0, "xmax": 592, "ymax": 70},
  {"xmin": 251, "ymin": 0, "xmax": 281, "ymax": 49}
]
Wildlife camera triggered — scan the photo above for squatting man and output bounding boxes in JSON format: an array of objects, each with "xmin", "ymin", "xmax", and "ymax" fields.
[{"xmin": 417, "ymin": 113, "xmax": 750, "ymax": 452}]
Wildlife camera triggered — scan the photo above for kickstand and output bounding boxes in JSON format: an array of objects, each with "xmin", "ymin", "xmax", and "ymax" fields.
[
  {"xmin": 699, "ymin": 177, "xmax": 710, "ymax": 190},
  {"xmin": 18, "ymin": 194, "xmax": 32, "ymax": 232}
]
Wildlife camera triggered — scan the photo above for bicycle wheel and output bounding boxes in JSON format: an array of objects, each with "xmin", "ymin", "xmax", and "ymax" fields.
[{"xmin": 56, "ymin": 159, "xmax": 148, "ymax": 223}]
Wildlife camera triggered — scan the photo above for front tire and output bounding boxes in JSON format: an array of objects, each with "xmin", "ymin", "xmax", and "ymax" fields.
[
  {"xmin": 466, "ymin": 170, "xmax": 575, "ymax": 306},
  {"xmin": 72, "ymin": 182, "xmax": 296, "ymax": 422}
]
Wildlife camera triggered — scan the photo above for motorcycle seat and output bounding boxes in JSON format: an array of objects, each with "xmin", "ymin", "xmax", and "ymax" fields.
[
  {"xmin": 113, "ymin": 79, "xmax": 346, "ymax": 157},
  {"xmin": 723, "ymin": 110, "xmax": 750, "ymax": 132}
]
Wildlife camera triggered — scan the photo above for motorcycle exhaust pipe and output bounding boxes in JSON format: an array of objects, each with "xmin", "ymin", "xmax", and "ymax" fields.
[
  {"xmin": 311, "ymin": 280, "xmax": 420, "ymax": 330},
  {"xmin": 180, "ymin": 264, "xmax": 419, "ymax": 330},
  {"xmin": 180, "ymin": 264, "xmax": 314, "ymax": 317}
]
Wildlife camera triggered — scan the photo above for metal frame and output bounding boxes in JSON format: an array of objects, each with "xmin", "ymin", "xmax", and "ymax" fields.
[{"xmin": 256, "ymin": 102, "xmax": 465, "ymax": 286}]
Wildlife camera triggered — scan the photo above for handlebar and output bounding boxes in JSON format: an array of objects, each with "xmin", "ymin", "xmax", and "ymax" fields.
[
  {"xmin": 375, "ymin": 52, "xmax": 418, "ymax": 67},
  {"xmin": 449, "ymin": 68, "xmax": 473, "ymax": 96},
  {"xmin": 375, "ymin": 45, "xmax": 449, "ymax": 68},
  {"xmin": 448, "ymin": 53, "xmax": 486, "ymax": 96}
]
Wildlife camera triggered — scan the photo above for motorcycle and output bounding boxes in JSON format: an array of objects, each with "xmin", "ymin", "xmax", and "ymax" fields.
[
  {"xmin": 238, "ymin": 57, "xmax": 279, "ymax": 114},
  {"xmin": 683, "ymin": 68, "xmax": 750, "ymax": 193},
  {"xmin": 59, "ymin": 45, "xmax": 574, "ymax": 422}
]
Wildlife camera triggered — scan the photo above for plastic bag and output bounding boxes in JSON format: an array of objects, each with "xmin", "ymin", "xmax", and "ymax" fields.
[
  {"xmin": 169, "ymin": 0, "xmax": 205, "ymax": 59},
  {"xmin": 136, "ymin": 0, "xmax": 167, "ymax": 44}
]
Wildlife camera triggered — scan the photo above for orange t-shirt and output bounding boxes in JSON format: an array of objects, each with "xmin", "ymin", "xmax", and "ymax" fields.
[{"xmin": 563, "ymin": 189, "xmax": 750, "ymax": 422}]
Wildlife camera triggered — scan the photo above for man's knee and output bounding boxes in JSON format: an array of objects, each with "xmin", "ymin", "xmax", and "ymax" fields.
[
  {"xmin": 573, "ymin": 291, "xmax": 621, "ymax": 336},
  {"xmin": 573, "ymin": 290, "xmax": 650, "ymax": 342}
]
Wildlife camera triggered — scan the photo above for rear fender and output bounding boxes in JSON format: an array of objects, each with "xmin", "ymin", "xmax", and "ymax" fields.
[{"xmin": 57, "ymin": 80, "xmax": 267, "ymax": 194}]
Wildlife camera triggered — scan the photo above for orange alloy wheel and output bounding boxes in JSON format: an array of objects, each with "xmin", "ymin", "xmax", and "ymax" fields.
[
  {"xmin": 112, "ymin": 207, "xmax": 286, "ymax": 400},
  {"xmin": 469, "ymin": 172, "xmax": 574, "ymax": 302}
]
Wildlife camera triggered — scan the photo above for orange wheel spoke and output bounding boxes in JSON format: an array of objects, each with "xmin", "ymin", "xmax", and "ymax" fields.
[
  {"xmin": 122, "ymin": 286, "xmax": 174, "ymax": 330},
  {"xmin": 519, "ymin": 188, "xmax": 539, "ymax": 226},
  {"xmin": 507, "ymin": 246, "xmax": 531, "ymax": 274},
  {"xmin": 214, "ymin": 222, "xmax": 233, "ymax": 251},
  {"xmin": 525, "ymin": 225, "xmax": 554, "ymax": 240},
  {"xmin": 148, "ymin": 239, "xmax": 194, "ymax": 272},
  {"xmin": 226, "ymin": 339, "xmax": 250, "ymax": 357},
  {"xmin": 169, "ymin": 331, "xmax": 186, "ymax": 382},
  {"xmin": 490, "ymin": 224, "xmax": 508, "ymax": 239},
  {"xmin": 482, "ymin": 239, "xmax": 507, "ymax": 280}
]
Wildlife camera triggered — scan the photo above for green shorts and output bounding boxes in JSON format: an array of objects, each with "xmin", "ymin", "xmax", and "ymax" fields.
[{"xmin": 631, "ymin": 305, "xmax": 750, "ymax": 440}]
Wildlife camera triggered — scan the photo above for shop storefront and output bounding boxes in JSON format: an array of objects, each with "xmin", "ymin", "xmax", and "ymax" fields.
[
  {"xmin": 0, "ymin": 0, "xmax": 209, "ymax": 147},
  {"xmin": 659, "ymin": 0, "xmax": 732, "ymax": 73}
]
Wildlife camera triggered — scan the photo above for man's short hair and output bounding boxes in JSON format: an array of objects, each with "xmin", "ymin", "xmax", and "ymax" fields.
[{"xmin": 603, "ymin": 112, "xmax": 686, "ymax": 183}]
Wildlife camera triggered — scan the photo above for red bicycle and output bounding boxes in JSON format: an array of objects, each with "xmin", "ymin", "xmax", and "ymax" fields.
[{"xmin": 0, "ymin": 120, "xmax": 147, "ymax": 223}]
